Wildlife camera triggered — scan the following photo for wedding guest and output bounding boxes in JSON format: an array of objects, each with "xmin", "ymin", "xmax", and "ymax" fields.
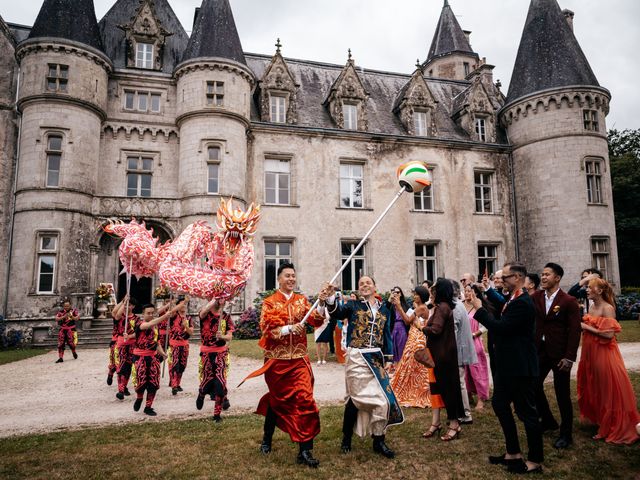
[
  {"xmin": 568, "ymin": 269, "xmax": 602, "ymax": 314},
  {"xmin": 463, "ymin": 284, "xmax": 490, "ymax": 410},
  {"xmin": 577, "ymin": 278, "xmax": 640, "ymax": 445},
  {"xmin": 525, "ymin": 273, "xmax": 540, "ymax": 296},
  {"xmin": 388, "ymin": 286, "xmax": 410, "ymax": 369},
  {"xmin": 451, "ymin": 280, "xmax": 477, "ymax": 425},
  {"xmin": 314, "ymin": 310, "xmax": 332, "ymax": 365}
]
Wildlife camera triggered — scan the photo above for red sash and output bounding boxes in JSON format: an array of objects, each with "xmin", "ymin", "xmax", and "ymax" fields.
[
  {"xmin": 133, "ymin": 348, "xmax": 156, "ymax": 357},
  {"xmin": 200, "ymin": 344, "xmax": 227, "ymax": 354},
  {"xmin": 170, "ymin": 339, "xmax": 189, "ymax": 347}
]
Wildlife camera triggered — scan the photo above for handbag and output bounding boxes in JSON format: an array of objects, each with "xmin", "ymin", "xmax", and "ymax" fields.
[{"xmin": 414, "ymin": 347, "xmax": 434, "ymax": 368}]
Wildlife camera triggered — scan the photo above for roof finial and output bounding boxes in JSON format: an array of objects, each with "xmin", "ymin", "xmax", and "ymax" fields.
[
  {"xmin": 416, "ymin": 58, "xmax": 421, "ymax": 69},
  {"xmin": 348, "ymin": 48, "xmax": 352, "ymax": 61},
  {"xmin": 444, "ymin": 0, "xmax": 449, "ymax": 7},
  {"xmin": 275, "ymin": 37, "xmax": 282, "ymax": 54}
]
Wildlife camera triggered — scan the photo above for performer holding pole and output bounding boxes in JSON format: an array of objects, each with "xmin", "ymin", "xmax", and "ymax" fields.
[
  {"xmin": 55, "ymin": 299, "xmax": 79, "ymax": 363},
  {"xmin": 168, "ymin": 297, "xmax": 194, "ymax": 395}
]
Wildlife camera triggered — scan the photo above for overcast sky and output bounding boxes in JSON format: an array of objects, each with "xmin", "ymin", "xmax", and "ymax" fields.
[{"xmin": 4, "ymin": 0, "xmax": 639, "ymax": 129}]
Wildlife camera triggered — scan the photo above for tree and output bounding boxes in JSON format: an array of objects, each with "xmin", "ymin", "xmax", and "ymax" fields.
[{"xmin": 608, "ymin": 129, "xmax": 640, "ymax": 286}]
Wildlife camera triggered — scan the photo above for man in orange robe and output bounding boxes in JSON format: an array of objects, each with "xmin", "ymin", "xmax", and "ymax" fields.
[{"xmin": 252, "ymin": 263, "xmax": 324, "ymax": 468}]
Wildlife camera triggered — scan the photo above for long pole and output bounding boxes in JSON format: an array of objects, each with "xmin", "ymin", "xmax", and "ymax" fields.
[
  {"xmin": 300, "ymin": 185, "xmax": 407, "ymax": 326},
  {"xmin": 161, "ymin": 293, "xmax": 172, "ymax": 378}
]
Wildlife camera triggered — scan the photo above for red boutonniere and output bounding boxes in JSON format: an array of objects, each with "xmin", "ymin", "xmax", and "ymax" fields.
[{"xmin": 553, "ymin": 305, "xmax": 561, "ymax": 314}]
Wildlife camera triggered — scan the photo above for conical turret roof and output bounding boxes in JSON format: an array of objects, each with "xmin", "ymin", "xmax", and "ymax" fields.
[
  {"xmin": 426, "ymin": 1, "xmax": 476, "ymax": 62},
  {"xmin": 181, "ymin": 0, "xmax": 246, "ymax": 65},
  {"xmin": 506, "ymin": 0, "xmax": 599, "ymax": 104},
  {"xmin": 28, "ymin": 0, "xmax": 103, "ymax": 51}
]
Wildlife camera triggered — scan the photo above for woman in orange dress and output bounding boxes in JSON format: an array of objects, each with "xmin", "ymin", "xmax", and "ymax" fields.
[
  {"xmin": 577, "ymin": 278, "xmax": 640, "ymax": 445},
  {"xmin": 390, "ymin": 286, "xmax": 432, "ymax": 409}
]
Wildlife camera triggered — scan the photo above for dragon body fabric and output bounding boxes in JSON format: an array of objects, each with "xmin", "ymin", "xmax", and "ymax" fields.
[{"xmin": 103, "ymin": 200, "xmax": 261, "ymax": 301}]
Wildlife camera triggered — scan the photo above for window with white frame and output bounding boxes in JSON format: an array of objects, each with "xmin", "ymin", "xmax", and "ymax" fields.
[
  {"xmin": 207, "ymin": 146, "xmax": 221, "ymax": 194},
  {"xmin": 264, "ymin": 158, "xmax": 290, "ymax": 205},
  {"xmin": 463, "ymin": 62, "xmax": 470, "ymax": 77},
  {"xmin": 343, "ymin": 103, "xmax": 358, "ymax": 130},
  {"xmin": 478, "ymin": 244, "xmax": 498, "ymax": 278},
  {"xmin": 415, "ymin": 243, "xmax": 437, "ymax": 284},
  {"xmin": 206, "ymin": 81, "xmax": 224, "ymax": 106},
  {"xmin": 135, "ymin": 43, "xmax": 154, "ymax": 69},
  {"xmin": 475, "ymin": 117, "xmax": 487, "ymax": 142},
  {"xmin": 414, "ymin": 110, "xmax": 428, "ymax": 136},
  {"xmin": 585, "ymin": 158, "xmax": 604, "ymax": 204},
  {"xmin": 591, "ymin": 237, "xmax": 610, "ymax": 280},
  {"xmin": 124, "ymin": 90, "xmax": 161, "ymax": 113},
  {"xmin": 340, "ymin": 163, "xmax": 364, "ymax": 208},
  {"xmin": 47, "ymin": 64, "xmax": 68, "ymax": 92},
  {"xmin": 413, "ymin": 168, "xmax": 434, "ymax": 211},
  {"xmin": 270, "ymin": 95, "xmax": 287, "ymax": 123},
  {"xmin": 474, "ymin": 171, "xmax": 493, "ymax": 213},
  {"xmin": 126, "ymin": 155, "xmax": 153, "ymax": 197},
  {"xmin": 341, "ymin": 241, "xmax": 366, "ymax": 291},
  {"xmin": 264, "ymin": 241, "xmax": 292, "ymax": 290},
  {"xmin": 36, "ymin": 233, "xmax": 58, "ymax": 294},
  {"xmin": 46, "ymin": 134, "xmax": 63, "ymax": 187},
  {"xmin": 583, "ymin": 109, "xmax": 599, "ymax": 131}
]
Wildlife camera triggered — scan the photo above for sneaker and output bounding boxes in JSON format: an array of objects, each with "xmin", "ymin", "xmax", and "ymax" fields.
[
  {"xmin": 133, "ymin": 398, "xmax": 143, "ymax": 411},
  {"xmin": 143, "ymin": 407, "xmax": 157, "ymax": 416},
  {"xmin": 213, "ymin": 414, "xmax": 222, "ymax": 423},
  {"xmin": 123, "ymin": 388, "xmax": 131, "ymax": 396},
  {"xmin": 106, "ymin": 375, "xmax": 113, "ymax": 386},
  {"xmin": 317, "ymin": 360, "xmax": 321, "ymax": 365},
  {"xmin": 72, "ymin": 352, "xmax": 78, "ymax": 359},
  {"xmin": 222, "ymin": 398, "xmax": 231, "ymax": 411},
  {"xmin": 55, "ymin": 358, "xmax": 63, "ymax": 363},
  {"xmin": 321, "ymin": 360, "xmax": 326, "ymax": 365},
  {"xmin": 116, "ymin": 392, "xmax": 125, "ymax": 400}
]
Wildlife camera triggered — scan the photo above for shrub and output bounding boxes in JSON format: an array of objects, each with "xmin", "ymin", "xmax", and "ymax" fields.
[
  {"xmin": 617, "ymin": 293, "xmax": 640, "ymax": 320},
  {"xmin": 234, "ymin": 307, "xmax": 260, "ymax": 339}
]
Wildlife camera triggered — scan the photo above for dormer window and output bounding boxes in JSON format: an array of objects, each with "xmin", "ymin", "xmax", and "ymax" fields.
[
  {"xmin": 414, "ymin": 110, "xmax": 428, "ymax": 136},
  {"xmin": 475, "ymin": 118, "xmax": 487, "ymax": 142},
  {"xmin": 135, "ymin": 43, "xmax": 154, "ymax": 69},
  {"xmin": 270, "ymin": 95, "xmax": 287, "ymax": 123},
  {"xmin": 343, "ymin": 103, "xmax": 358, "ymax": 130}
]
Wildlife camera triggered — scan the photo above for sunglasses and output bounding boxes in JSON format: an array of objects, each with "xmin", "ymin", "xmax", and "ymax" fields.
[{"xmin": 502, "ymin": 274, "xmax": 517, "ymax": 280}]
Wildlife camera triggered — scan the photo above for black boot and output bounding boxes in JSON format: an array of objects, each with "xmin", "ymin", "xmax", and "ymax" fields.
[
  {"xmin": 373, "ymin": 435, "xmax": 395, "ymax": 458},
  {"xmin": 341, "ymin": 435, "xmax": 352, "ymax": 453},
  {"xmin": 297, "ymin": 450, "xmax": 320, "ymax": 468},
  {"xmin": 196, "ymin": 394, "xmax": 204, "ymax": 410},
  {"xmin": 260, "ymin": 407, "xmax": 277, "ymax": 454},
  {"xmin": 260, "ymin": 433, "xmax": 272, "ymax": 454}
]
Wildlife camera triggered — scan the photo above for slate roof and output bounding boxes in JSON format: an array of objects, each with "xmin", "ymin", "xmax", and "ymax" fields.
[
  {"xmin": 181, "ymin": 0, "xmax": 246, "ymax": 65},
  {"xmin": 28, "ymin": 0, "xmax": 104, "ymax": 51},
  {"xmin": 7, "ymin": 23, "xmax": 31, "ymax": 44},
  {"xmin": 506, "ymin": 0, "xmax": 599, "ymax": 105},
  {"xmin": 426, "ymin": 0, "xmax": 476, "ymax": 62},
  {"xmin": 99, "ymin": 0, "xmax": 189, "ymax": 74},
  {"xmin": 246, "ymin": 54, "xmax": 507, "ymax": 144}
]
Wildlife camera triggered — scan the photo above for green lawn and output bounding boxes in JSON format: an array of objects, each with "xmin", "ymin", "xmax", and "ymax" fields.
[
  {"xmin": 1, "ymin": 376, "xmax": 638, "ymax": 480},
  {"xmin": 231, "ymin": 334, "xmax": 332, "ymax": 363},
  {"xmin": 618, "ymin": 320, "xmax": 640, "ymax": 343},
  {"xmin": 0, "ymin": 348, "xmax": 49, "ymax": 366}
]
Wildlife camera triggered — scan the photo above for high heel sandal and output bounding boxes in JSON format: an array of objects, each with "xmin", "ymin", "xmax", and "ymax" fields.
[
  {"xmin": 422, "ymin": 424, "xmax": 442, "ymax": 438},
  {"xmin": 440, "ymin": 426, "xmax": 461, "ymax": 442}
]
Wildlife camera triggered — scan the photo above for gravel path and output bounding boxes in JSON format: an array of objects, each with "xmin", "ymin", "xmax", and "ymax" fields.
[{"xmin": 1, "ymin": 343, "xmax": 639, "ymax": 438}]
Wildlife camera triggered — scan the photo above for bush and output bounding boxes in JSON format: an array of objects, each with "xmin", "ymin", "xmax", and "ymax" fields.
[{"xmin": 617, "ymin": 293, "xmax": 640, "ymax": 320}]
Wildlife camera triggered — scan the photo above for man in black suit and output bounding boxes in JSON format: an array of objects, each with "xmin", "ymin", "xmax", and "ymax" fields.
[
  {"xmin": 470, "ymin": 262, "xmax": 543, "ymax": 474},
  {"xmin": 532, "ymin": 263, "xmax": 581, "ymax": 449}
]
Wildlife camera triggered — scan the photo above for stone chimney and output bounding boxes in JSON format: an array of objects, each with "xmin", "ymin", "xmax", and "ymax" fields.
[{"xmin": 562, "ymin": 9, "xmax": 574, "ymax": 32}]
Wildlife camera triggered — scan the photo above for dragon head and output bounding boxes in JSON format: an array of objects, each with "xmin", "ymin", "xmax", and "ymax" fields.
[{"xmin": 216, "ymin": 199, "xmax": 261, "ymax": 254}]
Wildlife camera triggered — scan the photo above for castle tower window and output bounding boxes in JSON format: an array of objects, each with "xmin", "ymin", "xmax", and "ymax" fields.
[
  {"xmin": 135, "ymin": 42, "xmax": 154, "ymax": 69},
  {"xmin": 36, "ymin": 233, "xmax": 58, "ymax": 294},
  {"xmin": 415, "ymin": 243, "xmax": 438, "ymax": 284},
  {"xmin": 47, "ymin": 64, "xmax": 68, "ymax": 92},
  {"xmin": 46, "ymin": 134, "xmax": 63, "ymax": 187},
  {"xmin": 340, "ymin": 163, "xmax": 364, "ymax": 208},
  {"xmin": 124, "ymin": 90, "xmax": 162, "ymax": 113},
  {"xmin": 585, "ymin": 158, "xmax": 603, "ymax": 204},
  {"xmin": 343, "ymin": 103, "xmax": 358, "ymax": 130},
  {"xmin": 591, "ymin": 237, "xmax": 610, "ymax": 280},
  {"xmin": 463, "ymin": 62, "xmax": 470, "ymax": 76},
  {"xmin": 207, "ymin": 146, "xmax": 221, "ymax": 194},
  {"xmin": 413, "ymin": 170, "xmax": 435, "ymax": 211},
  {"xmin": 478, "ymin": 244, "xmax": 498, "ymax": 277},
  {"xmin": 126, "ymin": 156, "xmax": 153, "ymax": 197},
  {"xmin": 341, "ymin": 241, "xmax": 367, "ymax": 291},
  {"xmin": 583, "ymin": 109, "xmax": 599, "ymax": 131},
  {"xmin": 475, "ymin": 117, "xmax": 487, "ymax": 142},
  {"xmin": 206, "ymin": 81, "xmax": 224, "ymax": 106},
  {"xmin": 270, "ymin": 95, "xmax": 287, "ymax": 123},
  {"xmin": 474, "ymin": 171, "xmax": 493, "ymax": 213},
  {"xmin": 264, "ymin": 240, "xmax": 292, "ymax": 290},
  {"xmin": 414, "ymin": 110, "xmax": 428, "ymax": 136},
  {"xmin": 264, "ymin": 158, "xmax": 290, "ymax": 205}
]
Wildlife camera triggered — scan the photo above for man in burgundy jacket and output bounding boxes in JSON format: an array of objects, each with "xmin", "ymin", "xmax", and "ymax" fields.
[{"xmin": 532, "ymin": 262, "xmax": 581, "ymax": 449}]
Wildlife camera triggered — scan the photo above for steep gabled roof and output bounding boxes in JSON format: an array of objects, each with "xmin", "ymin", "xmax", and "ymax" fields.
[
  {"xmin": 506, "ymin": 0, "xmax": 599, "ymax": 104},
  {"xmin": 99, "ymin": 0, "xmax": 188, "ymax": 74},
  {"xmin": 181, "ymin": 0, "xmax": 246, "ymax": 65},
  {"xmin": 426, "ymin": 1, "xmax": 476, "ymax": 62},
  {"xmin": 28, "ymin": 0, "xmax": 103, "ymax": 51}
]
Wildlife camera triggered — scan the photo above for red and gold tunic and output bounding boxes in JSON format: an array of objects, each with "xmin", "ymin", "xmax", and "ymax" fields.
[{"xmin": 200, "ymin": 311, "xmax": 234, "ymax": 352}]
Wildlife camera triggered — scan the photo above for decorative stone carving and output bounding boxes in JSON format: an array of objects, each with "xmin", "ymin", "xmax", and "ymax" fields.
[
  {"xmin": 258, "ymin": 39, "xmax": 299, "ymax": 124},
  {"xmin": 98, "ymin": 197, "xmax": 177, "ymax": 218},
  {"xmin": 394, "ymin": 63, "xmax": 438, "ymax": 136},
  {"xmin": 118, "ymin": 0, "xmax": 173, "ymax": 71},
  {"xmin": 451, "ymin": 76, "xmax": 499, "ymax": 143},
  {"xmin": 324, "ymin": 51, "xmax": 369, "ymax": 131}
]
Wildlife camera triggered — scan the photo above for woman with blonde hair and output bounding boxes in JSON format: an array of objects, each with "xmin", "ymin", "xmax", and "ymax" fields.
[{"xmin": 577, "ymin": 278, "xmax": 640, "ymax": 444}]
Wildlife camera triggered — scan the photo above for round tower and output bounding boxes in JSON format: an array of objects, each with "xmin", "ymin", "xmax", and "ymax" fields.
[
  {"xmin": 500, "ymin": 0, "xmax": 619, "ymax": 286},
  {"xmin": 7, "ymin": 0, "xmax": 111, "ymax": 317},
  {"xmin": 175, "ymin": 0, "xmax": 255, "ymax": 224}
]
